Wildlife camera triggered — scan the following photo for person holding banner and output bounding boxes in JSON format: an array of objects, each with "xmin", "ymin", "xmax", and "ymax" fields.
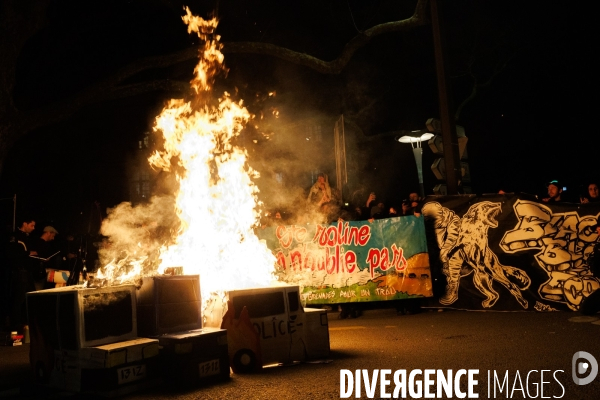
[
  {"xmin": 581, "ymin": 182, "xmax": 600, "ymax": 203},
  {"xmin": 307, "ymin": 173, "xmax": 332, "ymax": 207},
  {"xmin": 542, "ymin": 180, "xmax": 563, "ymax": 203},
  {"xmin": 307, "ymin": 173, "xmax": 334, "ymax": 224},
  {"xmin": 402, "ymin": 192, "xmax": 423, "ymax": 216}
]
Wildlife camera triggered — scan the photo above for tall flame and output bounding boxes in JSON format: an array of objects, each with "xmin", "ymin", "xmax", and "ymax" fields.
[{"xmin": 97, "ymin": 9, "xmax": 277, "ymax": 300}]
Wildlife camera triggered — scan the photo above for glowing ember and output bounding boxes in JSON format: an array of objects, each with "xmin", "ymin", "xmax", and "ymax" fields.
[{"xmin": 96, "ymin": 8, "xmax": 277, "ymax": 300}]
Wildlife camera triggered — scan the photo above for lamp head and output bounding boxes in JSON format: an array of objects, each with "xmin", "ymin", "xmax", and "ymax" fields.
[{"xmin": 397, "ymin": 130, "xmax": 434, "ymax": 144}]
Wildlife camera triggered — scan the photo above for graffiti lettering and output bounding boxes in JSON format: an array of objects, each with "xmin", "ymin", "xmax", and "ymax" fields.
[
  {"xmin": 276, "ymin": 252, "xmax": 286, "ymax": 270},
  {"xmin": 276, "ymin": 246, "xmax": 357, "ymax": 274},
  {"xmin": 288, "ymin": 317, "xmax": 297, "ymax": 335},
  {"xmin": 375, "ymin": 287, "xmax": 397, "ymax": 296},
  {"xmin": 198, "ymin": 359, "xmax": 220, "ymax": 377},
  {"xmin": 340, "ymin": 290, "xmax": 357, "ymax": 298},
  {"xmin": 120, "ymin": 364, "xmax": 143, "ymax": 381},
  {"xmin": 313, "ymin": 221, "xmax": 371, "ymax": 247},
  {"xmin": 276, "ymin": 225, "xmax": 308, "ymax": 249},
  {"xmin": 501, "ymin": 200, "xmax": 600, "ymax": 310},
  {"xmin": 391, "ymin": 244, "xmax": 408, "ymax": 271},
  {"xmin": 253, "ymin": 320, "xmax": 287, "ymax": 340},
  {"xmin": 303, "ymin": 287, "xmax": 397, "ymax": 301},
  {"xmin": 345, "ymin": 251, "xmax": 357, "ymax": 273},
  {"xmin": 251, "ymin": 318, "xmax": 299, "ymax": 340},
  {"xmin": 261, "ymin": 216, "xmax": 433, "ymax": 304},
  {"xmin": 289, "ymin": 249, "xmax": 303, "ymax": 270},
  {"xmin": 366, "ymin": 245, "xmax": 408, "ymax": 278},
  {"xmin": 326, "ymin": 246, "xmax": 342, "ymax": 274},
  {"xmin": 305, "ymin": 291, "xmax": 336, "ymax": 301}
]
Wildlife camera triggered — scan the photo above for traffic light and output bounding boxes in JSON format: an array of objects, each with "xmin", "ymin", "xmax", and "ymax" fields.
[{"xmin": 426, "ymin": 118, "xmax": 471, "ymax": 193}]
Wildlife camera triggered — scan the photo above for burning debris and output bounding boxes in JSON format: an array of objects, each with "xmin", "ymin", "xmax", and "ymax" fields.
[
  {"xmin": 96, "ymin": 9, "xmax": 278, "ymax": 301},
  {"xmin": 26, "ymin": 9, "xmax": 330, "ymax": 395},
  {"xmin": 82, "ymin": 290, "xmax": 131, "ymax": 312}
]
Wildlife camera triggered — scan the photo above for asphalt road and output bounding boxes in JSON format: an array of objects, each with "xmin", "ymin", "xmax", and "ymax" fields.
[{"xmin": 2, "ymin": 307, "xmax": 600, "ymax": 399}]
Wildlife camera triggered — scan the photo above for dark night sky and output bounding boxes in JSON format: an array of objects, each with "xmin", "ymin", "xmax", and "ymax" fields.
[{"xmin": 0, "ymin": 0, "xmax": 596, "ymax": 234}]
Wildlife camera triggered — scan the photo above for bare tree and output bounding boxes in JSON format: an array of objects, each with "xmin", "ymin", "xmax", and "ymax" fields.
[{"xmin": 0, "ymin": 0, "xmax": 429, "ymax": 175}]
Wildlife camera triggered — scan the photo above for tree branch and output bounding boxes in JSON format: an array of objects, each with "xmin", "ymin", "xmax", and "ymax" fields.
[
  {"xmin": 0, "ymin": 0, "xmax": 431, "ymax": 174},
  {"xmin": 454, "ymin": 51, "xmax": 517, "ymax": 122},
  {"xmin": 24, "ymin": 79, "xmax": 191, "ymax": 133},
  {"xmin": 222, "ymin": 0, "xmax": 429, "ymax": 74}
]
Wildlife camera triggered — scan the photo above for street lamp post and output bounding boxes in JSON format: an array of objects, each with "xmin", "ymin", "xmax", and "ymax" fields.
[{"xmin": 397, "ymin": 130, "xmax": 434, "ymax": 199}]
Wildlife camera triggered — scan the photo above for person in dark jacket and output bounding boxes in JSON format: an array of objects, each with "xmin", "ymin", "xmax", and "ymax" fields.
[
  {"xmin": 7, "ymin": 217, "xmax": 37, "ymax": 332},
  {"xmin": 30, "ymin": 226, "xmax": 60, "ymax": 290}
]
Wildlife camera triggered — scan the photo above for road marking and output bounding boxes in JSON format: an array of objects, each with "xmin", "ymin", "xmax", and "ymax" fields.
[
  {"xmin": 569, "ymin": 316, "xmax": 599, "ymax": 323},
  {"xmin": 329, "ymin": 326, "xmax": 367, "ymax": 331}
]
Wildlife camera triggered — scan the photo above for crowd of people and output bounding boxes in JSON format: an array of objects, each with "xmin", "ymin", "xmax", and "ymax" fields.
[
  {"xmin": 263, "ymin": 177, "xmax": 600, "ymax": 228},
  {"xmin": 262, "ymin": 172, "xmax": 424, "ymax": 228},
  {"xmin": 540, "ymin": 180, "xmax": 600, "ymax": 204},
  {"xmin": 260, "ymin": 175, "xmax": 600, "ymax": 319},
  {"xmin": 3, "ymin": 176, "xmax": 600, "ymax": 331},
  {"xmin": 1, "ymin": 218, "xmax": 85, "ymax": 335}
]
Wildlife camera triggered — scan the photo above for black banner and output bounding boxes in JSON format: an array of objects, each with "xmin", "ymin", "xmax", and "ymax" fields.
[{"xmin": 422, "ymin": 193, "xmax": 600, "ymax": 312}]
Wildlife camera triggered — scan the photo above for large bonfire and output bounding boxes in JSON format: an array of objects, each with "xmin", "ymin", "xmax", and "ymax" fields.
[{"xmin": 96, "ymin": 8, "xmax": 277, "ymax": 301}]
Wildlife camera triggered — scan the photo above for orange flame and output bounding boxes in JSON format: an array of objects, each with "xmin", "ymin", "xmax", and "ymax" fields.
[{"xmin": 97, "ymin": 10, "xmax": 277, "ymax": 300}]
